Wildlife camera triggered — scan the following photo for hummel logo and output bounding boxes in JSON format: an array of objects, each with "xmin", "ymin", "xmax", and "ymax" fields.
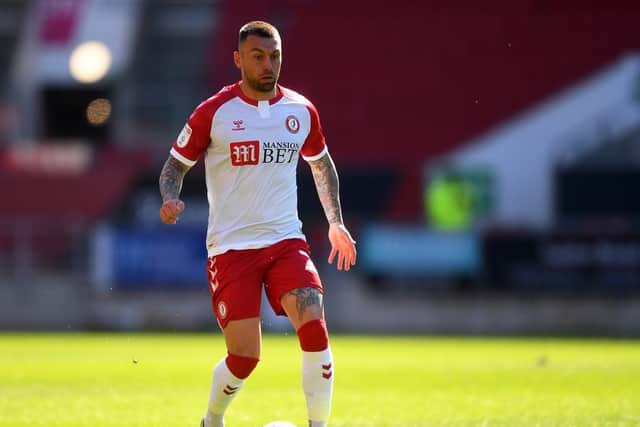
[
  {"xmin": 322, "ymin": 363, "xmax": 332, "ymax": 380},
  {"xmin": 223, "ymin": 384, "xmax": 239, "ymax": 395},
  {"xmin": 232, "ymin": 120, "xmax": 245, "ymax": 131}
]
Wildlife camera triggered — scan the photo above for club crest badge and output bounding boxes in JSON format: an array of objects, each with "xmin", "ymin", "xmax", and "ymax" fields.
[
  {"xmin": 285, "ymin": 115, "xmax": 300, "ymax": 134},
  {"xmin": 218, "ymin": 301, "xmax": 228, "ymax": 319}
]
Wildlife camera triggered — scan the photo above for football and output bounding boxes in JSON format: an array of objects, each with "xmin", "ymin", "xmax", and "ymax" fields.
[{"xmin": 263, "ymin": 422, "xmax": 297, "ymax": 427}]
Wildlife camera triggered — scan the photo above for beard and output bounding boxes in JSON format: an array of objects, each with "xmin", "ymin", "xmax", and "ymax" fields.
[{"xmin": 245, "ymin": 73, "xmax": 277, "ymax": 93}]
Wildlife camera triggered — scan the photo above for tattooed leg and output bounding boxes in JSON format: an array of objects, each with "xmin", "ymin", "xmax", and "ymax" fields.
[
  {"xmin": 281, "ymin": 287, "xmax": 324, "ymax": 328},
  {"xmin": 291, "ymin": 287, "xmax": 322, "ymax": 321},
  {"xmin": 282, "ymin": 286, "xmax": 333, "ymax": 427}
]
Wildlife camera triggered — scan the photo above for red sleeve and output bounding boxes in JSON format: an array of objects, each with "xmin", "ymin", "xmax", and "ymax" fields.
[
  {"xmin": 170, "ymin": 101, "xmax": 215, "ymax": 167},
  {"xmin": 300, "ymin": 103, "xmax": 327, "ymax": 161}
]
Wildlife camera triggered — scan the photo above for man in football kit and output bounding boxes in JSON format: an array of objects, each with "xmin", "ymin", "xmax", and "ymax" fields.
[{"xmin": 158, "ymin": 21, "xmax": 356, "ymax": 427}]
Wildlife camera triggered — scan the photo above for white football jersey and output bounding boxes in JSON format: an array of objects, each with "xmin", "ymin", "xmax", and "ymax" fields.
[{"xmin": 170, "ymin": 82, "xmax": 327, "ymax": 257}]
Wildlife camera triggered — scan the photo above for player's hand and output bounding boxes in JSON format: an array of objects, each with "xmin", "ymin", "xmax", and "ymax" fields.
[
  {"xmin": 328, "ymin": 223, "xmax": 357, "ymax": 271},
  {"xmin": 160, "ymin": 199, "xmax": 185, "ymax": 224}
]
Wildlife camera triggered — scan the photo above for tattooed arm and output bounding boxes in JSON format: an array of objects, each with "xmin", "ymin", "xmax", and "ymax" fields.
[
  {"xmin": 159, "ymin": 156, "xmax": 190, "ymax": 201},
  {"xmin": 307, "ymin": 152, "xmax": 343, "ymax": 225},
  {"xmin": 307, "ymin": 152, "xmax": 357, "ymax": 270},
  {"xmin": 159, "ymin": 156, "xmax": 190, "ymax": 224}
]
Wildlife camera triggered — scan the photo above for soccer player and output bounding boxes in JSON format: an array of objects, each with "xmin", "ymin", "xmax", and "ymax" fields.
[{"xmin": 158, "ymin": 21, "xmax": 356, "ymax": 427}]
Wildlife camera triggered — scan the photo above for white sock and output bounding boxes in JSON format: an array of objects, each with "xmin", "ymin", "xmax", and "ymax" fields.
[
  {"xmin": 302, "ymin": 348, "xmax": 333, "ymax": 425},
  {"xmin": 203, "ymin": 413, "xmax": 224, "ymax": 427},
  {"xmin": 204, "ymin": 358, "xmax": 245, "ymax": 427}
]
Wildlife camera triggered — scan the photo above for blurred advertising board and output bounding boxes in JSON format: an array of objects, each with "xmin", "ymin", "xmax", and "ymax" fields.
[
  {"xmin": 1, "ymin": 143, "xmax": 92, "ymax": 174},
  {"xmin": 484, "ymin": 231, "xmax": 640, "ymax": 290},
  {"xmin": 91, "ymin": 225, "xmax": 208, "ymax": 290},
  {"xmin": 360, "ymin": 225, "xmax": 481, "ymax": 278}
]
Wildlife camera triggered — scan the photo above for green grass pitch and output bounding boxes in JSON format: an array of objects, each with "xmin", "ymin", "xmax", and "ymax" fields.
[{"xmin": 1, "ymin": 333, "xmax": 639, "ymax": 426}]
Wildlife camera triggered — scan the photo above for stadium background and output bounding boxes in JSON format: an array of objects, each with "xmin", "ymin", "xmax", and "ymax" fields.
[{"xmin": 1, "ymin": 0, "xmax": 640, "ymax": 336}]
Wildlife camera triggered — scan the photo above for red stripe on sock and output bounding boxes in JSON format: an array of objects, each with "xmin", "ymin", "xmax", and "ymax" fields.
[
  {"xmin": 297, "ymin": 319, "xmax": 329, "ymax": 352},
  {"xmin": 225, "ymin": 353, "xmax": 259, "ymax": 379}
]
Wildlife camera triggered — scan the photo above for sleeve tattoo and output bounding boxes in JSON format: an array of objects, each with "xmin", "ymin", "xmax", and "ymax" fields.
[
  {"xmin": 308, "ymin": 153, "xmax": 343, "ymax": 225},
  {"xmin": 159, "ymin": 156, "xmax": 190, "ymax": 202}
]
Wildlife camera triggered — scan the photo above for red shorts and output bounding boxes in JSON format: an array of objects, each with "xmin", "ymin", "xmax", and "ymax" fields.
[{"xmin": 206, "ymin": 238, "xmax": 323, "ymax": 329}]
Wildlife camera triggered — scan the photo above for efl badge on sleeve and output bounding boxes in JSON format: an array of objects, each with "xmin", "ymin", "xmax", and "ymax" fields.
[{"xmin": 177, "ymin": 123, "xmax": 192, "ymax": 148}]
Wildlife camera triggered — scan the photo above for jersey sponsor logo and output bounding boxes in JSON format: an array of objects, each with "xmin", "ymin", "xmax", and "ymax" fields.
[
  {"xmin": 230, "ymin": 141, "xmax": 259, "ymax": 166},
  {"xmin": 263, "ymin": 141, "xmax": 298, "ymax": 164},
  {"xmin": 176, "ymin": 123, "xmax": 192, "ymax": 148},
  {"xmin": 285, "ymin": 115, "xmax": 300, "ymax": 134},
  {"xmin": 217, "ymin": 301, "xmax": 228, "ymax": 319},
  {"xmin": 232, "ymin": 119, "xmax": 245, "ymax": 131}
]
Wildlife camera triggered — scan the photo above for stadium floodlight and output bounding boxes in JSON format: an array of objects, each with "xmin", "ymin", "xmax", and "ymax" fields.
[{"xmin": 69, "ymin": 41, "xmax": 112, "ymax": 84}]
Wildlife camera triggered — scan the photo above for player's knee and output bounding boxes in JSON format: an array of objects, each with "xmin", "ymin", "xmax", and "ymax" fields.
[
  {"xmin": 225, "ymin": 352, "xmax": 259, "ymax": 379},
  {"xmin": 297, "ymin": 319, "xmax": 329, "ymax": 352}
]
